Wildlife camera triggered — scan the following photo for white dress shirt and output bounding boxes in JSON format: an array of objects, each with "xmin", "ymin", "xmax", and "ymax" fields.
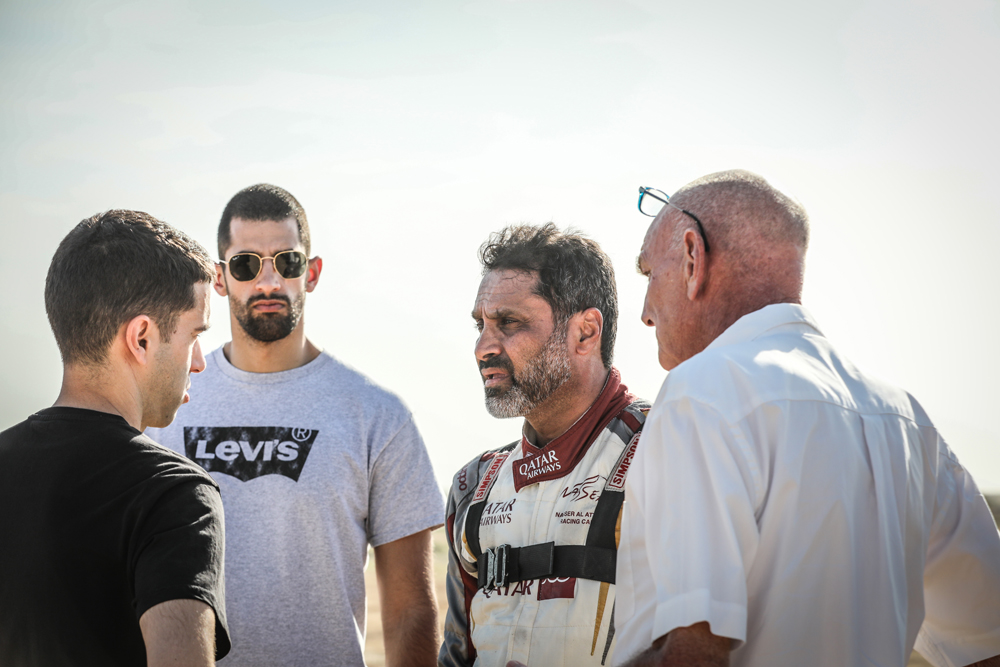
[{"xmin": 614, "ymin": 304, "xmax": 1000, "ymax": 667}]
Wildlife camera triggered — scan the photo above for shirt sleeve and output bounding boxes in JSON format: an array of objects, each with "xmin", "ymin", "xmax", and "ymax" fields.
[
  {"xmin": 914, "ymin": 439, "xmax": 1000, "ymax": 667},
  {"xmin": 368, "ymin": 415, "xmax": 444, "ymax": 547},
  {"xmin": 630, "ymin": 396, "xmax": 761, "ymax": 646},
  {"xmin": 132, "ymin": 481, "xmax": 231, "ymax": 660}
]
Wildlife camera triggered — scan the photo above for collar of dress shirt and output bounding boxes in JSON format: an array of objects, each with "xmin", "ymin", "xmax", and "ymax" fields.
[{"xmin": 702, "ymin": 303, "xmax": 824, "ymax": 355}]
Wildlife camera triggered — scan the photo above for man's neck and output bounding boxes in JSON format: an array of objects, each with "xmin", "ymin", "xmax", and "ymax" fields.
[
  {"xmin": 225, "ymin": 321, "xmax": 321, "ymax": 373},
  {"xmin": 53, "ymin": 364, "xmax": 143, "ymax": 431},
  {"xmin": 524, "ymin": 367, "xmax": 610, "ymax": 447}
]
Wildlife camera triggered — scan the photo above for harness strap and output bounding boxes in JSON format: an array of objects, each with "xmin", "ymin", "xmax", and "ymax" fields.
[
  {"xmin": 469, "ymin": 402, "xmax": 648, "ymax": 588},
  {"xmin": 465, "ymin": 443, "xmax": 517, "ymax": 562},
  {"xmin": 477, "ymin": 542, "xmax": 617, "ymax": 590}
]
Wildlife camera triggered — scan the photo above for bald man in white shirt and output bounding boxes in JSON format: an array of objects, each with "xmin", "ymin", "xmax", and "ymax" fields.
[{"xmin": 613, "ymin": 170, "xmax": 1000, "ymax": 667}]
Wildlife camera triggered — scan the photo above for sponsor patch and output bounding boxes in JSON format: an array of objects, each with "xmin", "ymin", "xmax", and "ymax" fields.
[
  {"xmin": 607, "ymin": 432, "xmax": 640, "ymax": 491},
  {"xmin": 559, "ymin": 474, "xmax": 605, "ymax": 502},
  {"xmin": 473, "ymin": 452, "xmax": 509, "ymax": 502},
  {"xmin": 512, "ymin": 448, "xmax": 562, "ymax": 489},
  {"xmin": 481, "ymin": 579, "xmax": 534, "ymax": 599},
  {"xmin": 183, "ymin": 426, "xmax": 318, "ymax": 482},
  {"xmin": 553, "ymin": 510, "xmax": 592, "ymax": 525},
  {"xmin": 479, "ymin": 499, "xmax": 516, "ymax": 526},
  {"xmin": 537, "ymin": 577, "xmax": 577, "ymax": 600}
]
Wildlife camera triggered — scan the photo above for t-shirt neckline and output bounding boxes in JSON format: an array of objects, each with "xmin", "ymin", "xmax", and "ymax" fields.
[{"xmin": 210, "ymin": 346, "xmax": 333, "ymax": 385}]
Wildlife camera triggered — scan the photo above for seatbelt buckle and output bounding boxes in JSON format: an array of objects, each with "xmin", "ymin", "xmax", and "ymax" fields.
[{"xmin": 483, "ymin": 543, "xmax": 511, "ymax": 591}]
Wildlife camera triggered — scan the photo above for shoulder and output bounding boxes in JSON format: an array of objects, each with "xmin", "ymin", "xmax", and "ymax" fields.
[
  {"xmin": 662, "ymin": 327, "xmax": 920, "ymax": 424},
  {"xmin": 128, "ymin": 432, "xmax": 220, "ymax": 491},
  {"xmin": 620, "ymin": 396, "xmax": 652, "ymax": 430},
  {"xmin": 315, "ymin": 352, "xmax": 413, "ymax": 416},
  {"xmin": 447, "ymin": 440, "xmax": 519, "ymax": 504}
]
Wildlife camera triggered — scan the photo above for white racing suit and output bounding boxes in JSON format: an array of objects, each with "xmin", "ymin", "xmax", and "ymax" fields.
[{"xmin": 439, "ymin": 369, "xmax": 649, "ymax": 667}]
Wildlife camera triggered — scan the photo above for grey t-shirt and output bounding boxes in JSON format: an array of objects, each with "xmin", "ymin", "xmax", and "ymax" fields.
[{"xmin": 147, "ymin": 347, "xmax": 443, "ymax": 666}]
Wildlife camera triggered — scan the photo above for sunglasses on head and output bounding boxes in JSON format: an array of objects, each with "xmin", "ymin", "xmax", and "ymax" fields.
[{"xmin": 222, "ymin": 251, "xmax": 309, "ymax": 282}]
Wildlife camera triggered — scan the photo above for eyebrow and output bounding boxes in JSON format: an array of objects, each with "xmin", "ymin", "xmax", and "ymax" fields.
[
  {"xmin": 471, "ymin": 307, "xmax": 518, "ymax": 321},
  {"xmin": 195, "ymin": 323, "xmax": 211, "ymax": 334}
]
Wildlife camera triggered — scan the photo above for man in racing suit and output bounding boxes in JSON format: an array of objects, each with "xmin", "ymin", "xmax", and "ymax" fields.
[{"xmin": 440, "ymin": 223, "xmax": 649, "ymax": 667}]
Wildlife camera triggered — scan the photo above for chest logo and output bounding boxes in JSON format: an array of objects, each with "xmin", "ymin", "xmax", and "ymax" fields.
[
  {"xmin": 182, "ymin": 426, "xmax": 318, "ymax": 482},
  {"xmin": 559, "ymin": 474, "xmax": 605, "ymax": 502},
  {"xmin": 537, "ymin": 577, "xmax": 577, "ymax": 600},
  {"xmin": 479, "ymin": 499, "xmax": 516, "ymax": 526},
  {"xmin": 512, "ymin": 448, "xmax": 562, "ymax": 489}
]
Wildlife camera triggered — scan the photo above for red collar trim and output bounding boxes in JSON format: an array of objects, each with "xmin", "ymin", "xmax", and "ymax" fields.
[{"xmin": 512, "ymin": 368, "xmax": 633, "ymax": 491}]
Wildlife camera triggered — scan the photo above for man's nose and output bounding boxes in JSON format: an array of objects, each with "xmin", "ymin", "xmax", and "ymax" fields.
[
  {"xmin": 641, "ymin": 294, "xmax": 655, "ymax": 328},
  {"xmin": 191, "ymin": 339, "xmax": 207, "ymax": 374},
  {"xmin": 254, "ymin": 258, "xmax": 282, "ymax": 292},
  {"xmin": 475, "ymin": 326, "xmax": 501, "ymax": 363}
]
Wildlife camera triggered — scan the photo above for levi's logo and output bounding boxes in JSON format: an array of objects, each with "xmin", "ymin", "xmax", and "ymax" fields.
[{"xmin": 183, "ymin": 426, "xmax": 318, "ymax": 482}]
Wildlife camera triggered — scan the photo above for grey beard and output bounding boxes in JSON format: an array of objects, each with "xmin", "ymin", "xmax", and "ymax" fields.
[
  {"xmin": 484, "ymin": 323, "xmax": 571, "ymax": 419},
  {"xmin": 231, "ymin": 293, "xmax": 304, "ymax": 343}
]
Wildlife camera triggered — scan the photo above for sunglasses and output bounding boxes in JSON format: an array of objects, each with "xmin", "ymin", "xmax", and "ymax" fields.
[{"xmin": 222, "ymin": 251, "xmax": 309, "ymax": 282}]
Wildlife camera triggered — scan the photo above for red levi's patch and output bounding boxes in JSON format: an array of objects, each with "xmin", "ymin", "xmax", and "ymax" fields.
[{"xmin": 537, "ymin": 577, "xmax": 577, "ymax": 600}]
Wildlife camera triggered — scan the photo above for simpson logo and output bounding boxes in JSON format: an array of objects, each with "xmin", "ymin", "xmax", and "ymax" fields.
[
  {"xmin": 183, "ymin": 426, "xmax": 318, "ymax": 482},
  {"xmin": 473, "ymin": 452, "xmax": 509, "ymax": 502},
  {"xmin": 607, "ymin": 432, "xmax": 640, "ymax": 491}
]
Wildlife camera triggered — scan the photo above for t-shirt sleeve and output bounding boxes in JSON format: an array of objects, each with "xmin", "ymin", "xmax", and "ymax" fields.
[
  {"xmin": 367, "ymin": 415, "xmax": 444, "ymax": 547},
  {"xmin": 132, "ymin": 481, "xmax": 231, "ymax": 660},
  {"xmin": 914, "ymin": 439, "xmax": 1000, "ymax": 667},
  {"xmin": 630, "ymin": 396, "xmax": 760, "ymax": 646}
]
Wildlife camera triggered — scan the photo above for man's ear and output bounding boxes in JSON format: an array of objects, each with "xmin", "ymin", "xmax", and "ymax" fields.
[
  {"xmin": 682, "ymin": 228, "xmax": 708, "ymax": 301},
  {"xmin": 214, "ymin": 263, "xmax": 228, "ymax": 297},
  {"xmin": 122, "ymin": 315, "xmax": 157, "ymax": 367},
  {"xmin": 570, "ymin": 307, "xmax": 604, "ymax": 357},
  {"xmin": 305, "ymin": 256, "xmax": 322, "ymax": 293}
]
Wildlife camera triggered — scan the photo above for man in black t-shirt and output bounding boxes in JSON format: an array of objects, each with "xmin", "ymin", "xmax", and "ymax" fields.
[{"xmin": 0, "ymin": 210, "xmax": 230, "ymax": 666}]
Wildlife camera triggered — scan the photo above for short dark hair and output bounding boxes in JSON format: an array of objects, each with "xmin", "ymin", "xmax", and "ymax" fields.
[
  {"xmin": 44, "ymin": 210, "xmax": 215, "ymax": 366},
  {"xmin": 218, "ymin": 183, "xmax": 310, "ymax": 258},
  {"xmin": 479, "ymin": 223, "xmax": 618, "ymax": 369}
]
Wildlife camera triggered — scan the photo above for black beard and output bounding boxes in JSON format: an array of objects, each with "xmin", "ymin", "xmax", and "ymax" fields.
[
  {"xmin": 231, "ymin": 292, "xmax": 304, "ymax": 343},
  {"xmin": 481, "ymin": 322, "xmax": 571, "ymax": 419}
]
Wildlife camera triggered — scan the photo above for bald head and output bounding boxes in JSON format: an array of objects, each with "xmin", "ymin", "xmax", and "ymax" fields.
[{"xmin": 638, "ymin": 169, "xmax": 810, "ymax": 369}]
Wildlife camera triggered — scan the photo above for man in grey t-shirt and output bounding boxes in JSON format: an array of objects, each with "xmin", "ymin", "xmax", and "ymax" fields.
[{"xmin": 148, "ymin": 184, "xmax": 443, "ymax": 666}]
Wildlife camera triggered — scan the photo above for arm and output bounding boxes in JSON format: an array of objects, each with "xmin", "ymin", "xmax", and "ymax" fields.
[
  {"xmin": 140, "ymin": 599, "xmax": 216, "ymax": 667},
  {"xmin": 439, "ymin": 509, "xmax": 479, "ymax": 667},
  {"xmin": 917, "ymin": 440, "xmax": 1000, "ymax": 666},
  {"xmin": 375, "ymin": 528, "xmax": 440, "ymax": 667},
  {"xmin": 616, "ymin": 623, "xmax": 730, "ymax": 667}
]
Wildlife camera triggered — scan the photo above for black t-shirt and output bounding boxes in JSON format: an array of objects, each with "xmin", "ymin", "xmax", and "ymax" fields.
[{"xmin": 0, "ymin": 407, "xmax": 231, "ymax": 666}]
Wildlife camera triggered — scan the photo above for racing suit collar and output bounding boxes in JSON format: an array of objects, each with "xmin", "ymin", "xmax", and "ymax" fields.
[{"xmin": 514, "ymin": 367, "xmax": 634, "ymax": 491}]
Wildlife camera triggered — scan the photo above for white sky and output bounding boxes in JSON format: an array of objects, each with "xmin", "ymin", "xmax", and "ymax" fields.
[{"xmin": 2, "ymin": 0, "xmax": 998, "ymax": 491}]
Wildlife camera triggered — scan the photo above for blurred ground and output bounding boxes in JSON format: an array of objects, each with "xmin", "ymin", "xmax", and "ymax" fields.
[{"xmin": 363, "ymin": 495, "xmax": 1000, "ymax": 666}]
